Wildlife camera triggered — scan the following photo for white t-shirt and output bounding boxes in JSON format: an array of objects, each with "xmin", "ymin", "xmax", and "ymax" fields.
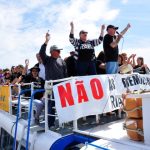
[{"xmin": 39, "ymin": 63, "xmax": 45, "ymax": 80}]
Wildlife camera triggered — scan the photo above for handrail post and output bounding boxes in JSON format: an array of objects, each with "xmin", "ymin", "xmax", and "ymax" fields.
[
  {"xmin": 73, "ymin": 120, "xmax": 78, "ymax": 130},
  {"xmin": 9, "ymin": 85, "xmax": 12, "ymax": 114},
  {"xmin": 13, "ymin": 89, "xmax": 31, "ymax": 150},
  {"xmin": 45, "ymin": 81, "xmax": 53, "ymax": 132},
  {"xmin": 45, "ymin": 90, "xmax": 49, "ymax": 132},
  {"xmin": 26, "ymin": 89, "xmax": 45, "ymax": 150},
  {"xmin": 30, "ymin": 82, "xmax": 34, "ymax": 125}
]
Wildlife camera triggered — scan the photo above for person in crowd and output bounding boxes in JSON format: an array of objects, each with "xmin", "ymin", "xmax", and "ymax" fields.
[
  {"xmin": 0, "ymin": 68, "xmax": 4, "ymax": 84},
  {"xmin": 65, "ymin": 51, "xmax": 77, "ymax": 77},
  {"xmin": 118, "ymin": 54, "xmax": 124, "ymax": 67},
  {"xmin": 96, "ymin": 51, "xmax": 106, "ymax": 74},
  {"xmin": 121, "ymin": 53, "xmax": 136, "ymax": 66},
  {"xmin": 39, "ymin": 32, "xmax": 67, "ymax": 128},
  {"xmin": 69, "ymin": 22, "xmax": 105, "ymax": 76},
  {"xmin": 21, "ymin": 66, "xmax": 45, "ymax": 124},
  {"xmin": 35, "ymin": 53, "xmax": 45, "ymax": 80},
  {"xmin": 133, "ymin": 57, "xmax": 150, "ymax": 74},
  {"xmin": 11, "ymin": 66, "xmax": 16, "ymax": 74},
  {"xmin": 17, "ymin": 65, "xmax": 24, "ymax": 77},
  {"xmin": 103, "ymin": 24, "xmax": 131, "ymax": 74},
  {"xmin": 4, "ymin": 70, "xmax": 11, "ymax": 85},
  {"xmin": 12, "ymin": 60, "xmax": 29, "ymax": 84},
  {"xmin": 10, "ymin": 66, "xmax": 18, "ymax": 83}
]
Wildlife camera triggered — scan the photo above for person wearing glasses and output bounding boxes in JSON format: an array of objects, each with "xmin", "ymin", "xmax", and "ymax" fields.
[
  {"xmin": 69, "ymin": 22, "xmax": 105, "ymax": 76},
  {"xmin": 39, "ymin": 33, "xmax": 67, "ymax": 81},
  {"xmin": 39, "ymin": 33, "xmax": 67, "ymax": 128}
]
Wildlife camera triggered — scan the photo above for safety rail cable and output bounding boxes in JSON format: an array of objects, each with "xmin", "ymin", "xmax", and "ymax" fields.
[
  {"xmin": 85, "ymin": 142, "xmax": 110, "ymax": 150},
  {"xmin": 26, "ymin": 89, "xmax": 45, "ymax": 150},
  {"xmin": 45, "ymin": 76, "xmax": 77, "ymax": 84},
  {"xmin": 123, "ymin": 124, "xmax": 144, "ymax": 136},
  {"xmin": 13, "ymin": 89, "xmax": 31, "ymax": 150},
  {"xmin": 123, "ymin": 106, "xmax": 142, "ymax": 113}
]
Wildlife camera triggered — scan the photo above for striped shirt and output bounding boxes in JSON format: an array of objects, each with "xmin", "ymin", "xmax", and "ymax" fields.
[{"xmin": 69, "ymin": 33, "xmax": 103, "ymax": 61}]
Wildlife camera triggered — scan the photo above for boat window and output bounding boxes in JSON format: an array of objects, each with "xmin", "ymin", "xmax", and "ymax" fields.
[{"xmin": 0, "ymin": 128, "xmax": 25, "ymax": 150}]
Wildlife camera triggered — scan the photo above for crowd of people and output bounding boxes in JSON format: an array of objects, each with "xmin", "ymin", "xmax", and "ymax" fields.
[{"xmin": 0, "ymin": 22, "xmax": 150, "ymax": 127}]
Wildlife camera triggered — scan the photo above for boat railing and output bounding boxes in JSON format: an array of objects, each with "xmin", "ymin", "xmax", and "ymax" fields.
[
  {"xmin": 26, "ymin": 89, "xmax": 45, "ymax": 150},
  {"xmin": 9, "ymin": 83, "xmax": 34, "ymax": 118},
  {"xmin": 3, "ymin": 76, "xmax": 123, "ymax": 133},
  {"xmin": 13, "ymin": 88, "xmax": 32, "ymax": 150},
  {"xmin": 11, "ymin": 82, "xmax": 45, "ymax": 150}
]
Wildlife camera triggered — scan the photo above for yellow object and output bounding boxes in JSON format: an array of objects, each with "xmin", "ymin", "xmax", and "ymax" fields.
[
  {"xmin": 0, "ymin": 86, "xmax": 10, "ymax": 112},
  {"xmin": 124, "ymin": 98, "xmax": 142, "ymax": 118},
  {"xmin": 125, "ymin": 118, "xmax": 144, "ymax": 141}
]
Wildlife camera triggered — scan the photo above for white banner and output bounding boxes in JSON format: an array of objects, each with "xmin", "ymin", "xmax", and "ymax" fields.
[{"xmin": 53, "ymin": 74, "xmax": 150, "ymax": 123}]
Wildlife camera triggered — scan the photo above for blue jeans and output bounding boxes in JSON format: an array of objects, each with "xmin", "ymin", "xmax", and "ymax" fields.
[
  {"xmin": 76, "ymin": 61, "xmax": 97, "ymax": 76},
  {"xmin": 106, "ymin": 62, "xmax": 118, "ymax": 74}
]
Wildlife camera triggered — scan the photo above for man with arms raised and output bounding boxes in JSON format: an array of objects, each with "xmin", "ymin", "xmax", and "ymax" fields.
[{"xmin": 69, "ymin": 22, "xmax": 105, "ymax": 75}]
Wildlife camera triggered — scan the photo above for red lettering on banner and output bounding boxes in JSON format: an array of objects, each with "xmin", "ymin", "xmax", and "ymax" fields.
[
  {"xmin": 58, "ymin": 83, "xmax": 74, "ymax": 108},
  {"xmin": 90, "ymin": 78, "xmax": 104, "ymax": 100},
  {"xmin": 76, "ymin": 81, "xmax": 89, "ymax": 103}
]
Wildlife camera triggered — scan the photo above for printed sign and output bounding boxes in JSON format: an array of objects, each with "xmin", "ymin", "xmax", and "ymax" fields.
[
  {"xmin": 53, "ymin": 74, "xmax": 150, "ymax": 123},
  {"xmin": 0, "ymin": 86, "xmax": 10, "ymax": 112}
]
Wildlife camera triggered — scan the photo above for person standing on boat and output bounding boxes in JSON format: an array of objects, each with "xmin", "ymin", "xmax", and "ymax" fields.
[
  {"xmin": 34, "ymin": 53, "xmax": 45, "ymax": 80},
  {"xmin": 69, "ymin": 22, "xmax": 105, "ymax": 75},
  {"xmin": 21, "ymin": 66, "xmax": 45, "ymax": 124},
  {"xmin": 39, "ymin": 33, "xmax": 67, "ymax": 128},
  {"xmin": 103, "ymin": 24, "xmax": 131, "ymax": 74}
]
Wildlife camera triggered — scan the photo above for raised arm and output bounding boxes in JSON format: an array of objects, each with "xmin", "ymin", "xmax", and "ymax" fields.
[
  {"xmin": 110, "ymin": 23, "xmax": 131, "ymax": 48},
  {"xmin": 127, "ymin": 54, "xmax": 136, "ymax": 67},
  {"xmin": 69, "ymin": 22, "xmax": 79, "ymax": 47},
  {"xmin": 120, "ymin": 23, "xmax": 131, "ymax": 36},
  {"xmin": 39, "ymin": 32, "xmax": 50, "ymax": 64},
  {"xmin": 91, "ymin": 24, "xmax": 105, "ymax": 46},
  {"xmin": 70, "ymin": 21, "xmax": 74, "ymax": 34},
  {"xmin": 24, "ymin": 59, "xmax": 29, "ymax": 74}
]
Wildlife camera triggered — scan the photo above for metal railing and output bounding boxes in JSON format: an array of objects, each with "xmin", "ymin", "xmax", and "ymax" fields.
[
  {"xmin": 26, "ymin": 89, "xmax": 45, "ymax": 150},
  {"xmin": 13, "ymin": 89, "xmax": 31, "ymax": 150}
]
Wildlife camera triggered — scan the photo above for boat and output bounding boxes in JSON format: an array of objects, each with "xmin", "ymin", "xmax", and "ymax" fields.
[{"xmin": 0, "ymin": 73, "xmax": 150, "ymax": 150}]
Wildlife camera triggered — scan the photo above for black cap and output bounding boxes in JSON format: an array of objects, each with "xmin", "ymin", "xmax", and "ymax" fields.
[
  {"xmin": 79, "ymin": 30, "xmax": 88, "ymax": 35},
  {"xmin": 107, "ymin": 25, "xmax": 118, "ymax": 31},
  {"xmin": 30, "ymin": 66, "xmax": 40, "ymax": 72}
]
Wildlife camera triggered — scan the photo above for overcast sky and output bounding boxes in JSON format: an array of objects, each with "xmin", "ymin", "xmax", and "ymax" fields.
[{"xmin": 0, "ymin": 0, "xmax": 150, "ymax": 69}]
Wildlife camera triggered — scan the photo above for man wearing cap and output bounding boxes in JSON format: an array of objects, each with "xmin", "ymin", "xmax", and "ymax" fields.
[
  {"xmin": 39, "ymin": 33, "xmax": 67, "ymax": 80},
  {"xmin": 39, "ymin": 33, "xmax": 67, "ymax": 128},
  {"xmin": 69, "ymin": 22, "xmax": 105, "ymax": 76},
  {"xmin": 103, "ymin": 24, "xmax": 131, "ymax": 74}
]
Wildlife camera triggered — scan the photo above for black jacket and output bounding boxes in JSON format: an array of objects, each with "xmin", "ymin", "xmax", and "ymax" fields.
[{"xmin": 39, "ymin": 43, "xmax": 67, "ymax": 80}]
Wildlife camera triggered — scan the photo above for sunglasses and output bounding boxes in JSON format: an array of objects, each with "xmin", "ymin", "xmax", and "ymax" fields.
[
  {"xmin": 54, "ymin": 50, "xmax": 60, "ymax": 53},
  {"xmin": 32, "ymin": 70, "xmax": 38, "ymax": 72},
  {"xmin": 81, "ymin": 32, "xmax": 87, "ymax": 35}
]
